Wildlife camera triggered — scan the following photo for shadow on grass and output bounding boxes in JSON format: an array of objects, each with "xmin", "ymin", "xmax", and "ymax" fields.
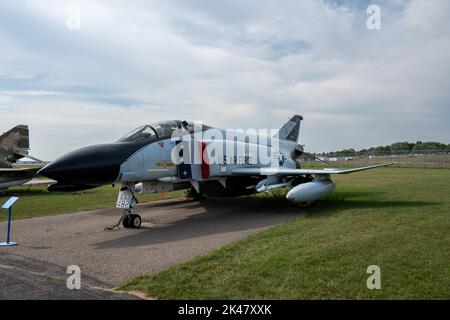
[
  {"xmin": 330, "ymin": 191, "xmax": 387, "ymax": 199},
  {"xmin": 305, "ymin": 195, "xmax": 440, "ymax": 219},
  {"xmin": 1, "ymin": 187, "xmax": 69, "ymax": 198},
  {"xmin": 1, "ymin": 186, "xmax": 181, "ymax": 201}
]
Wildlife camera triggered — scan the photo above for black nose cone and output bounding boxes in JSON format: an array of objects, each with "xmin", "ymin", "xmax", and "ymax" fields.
[{"xmin": 39, "ymin": 143, "xmax": 134, "ymax": 187}]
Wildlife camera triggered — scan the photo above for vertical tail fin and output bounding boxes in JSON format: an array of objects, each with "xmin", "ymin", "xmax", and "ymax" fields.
[
  {"xmin": 273, "ymin": 115, "xmax": 303, "ymax": 142},
  {"xmin": 0, "ymin": 125, "xmax": 30, "ymax": 150}
]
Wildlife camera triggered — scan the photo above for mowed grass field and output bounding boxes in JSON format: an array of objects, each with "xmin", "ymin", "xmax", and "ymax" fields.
[
  {"xmin": 120, "ymin": 168, "xmax": 450, "ymax": 299},
  {"xmin": 0, "ymin": 185, "xmax": 185, "ymax": 221}
]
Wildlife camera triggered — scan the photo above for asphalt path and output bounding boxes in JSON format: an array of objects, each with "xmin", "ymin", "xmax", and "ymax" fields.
[{"xmin": 0, "ymin": 197, "xmax": 301, "ymax": 299}]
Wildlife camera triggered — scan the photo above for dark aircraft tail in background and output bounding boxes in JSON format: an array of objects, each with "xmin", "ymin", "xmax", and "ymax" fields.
[
  {"xmin": 0, "ymin": 124, "xmax": 30, "ymax": 152},
  {"xmin": 0, "ymin": 125, "xmax": 44, "ymax": 190},
  {"xmin": 0, "ymin": 125, "xmax": 34, "ymax": 166}
]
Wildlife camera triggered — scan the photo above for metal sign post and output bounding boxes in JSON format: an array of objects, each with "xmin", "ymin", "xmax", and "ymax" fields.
[{"xmin": 1, "ymin": 196, "xmax": 19, "ymax": 247}]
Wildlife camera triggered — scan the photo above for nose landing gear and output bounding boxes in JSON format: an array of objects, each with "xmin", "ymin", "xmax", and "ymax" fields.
[{"xmin": 105, "ymin": 183, "xmax": 142, "ymax": 231}]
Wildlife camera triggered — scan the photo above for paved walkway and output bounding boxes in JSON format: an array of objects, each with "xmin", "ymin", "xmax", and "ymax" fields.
[{"xmin": 0, "ymin": 197, "xmax": 301, "ymax": 299}]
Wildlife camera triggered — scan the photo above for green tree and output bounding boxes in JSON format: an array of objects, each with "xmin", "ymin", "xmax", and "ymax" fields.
[
  {"xmin": 391, "ymin": 142, "xmax": 414, "ymax": 152},
  {"xmin": 412, "ymin": 142, "xmax": 446, "ymax": 151}
]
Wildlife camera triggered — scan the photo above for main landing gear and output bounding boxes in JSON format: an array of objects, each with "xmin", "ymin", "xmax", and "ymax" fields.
[
  {"xmin": 189, "ymin": 185, "xmax": 206, "ymax": 201},
  {"xmin": 105, "ymin": 184, "xmax": 142, "ymax": 231}
]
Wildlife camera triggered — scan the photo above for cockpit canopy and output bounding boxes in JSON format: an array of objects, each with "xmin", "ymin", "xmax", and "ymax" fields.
[
  {"xmin": 118, "ymin": 125, "xmax": 157, "ymax": 143},
  {"xmin": 117, "ymin": 120, "xmax": 212, "ymax": 143}
]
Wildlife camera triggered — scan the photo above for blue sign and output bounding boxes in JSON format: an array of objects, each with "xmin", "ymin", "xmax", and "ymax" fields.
[
  {"xmin": 1, "ymin": 196, "xmax": 19, "ymax": 247},
  {"xmin": 2, "ymin": 197, "xmax": 19, "ymax": 209}
]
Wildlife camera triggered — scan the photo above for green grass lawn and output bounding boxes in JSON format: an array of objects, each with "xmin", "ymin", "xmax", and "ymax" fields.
[
  {"xmin": 0, "ymin": 185, "xmax": 185, "ymax": 221},
  {"xmin": 119, "ymin": 168, "xmax": 450, "ymax": 299}
]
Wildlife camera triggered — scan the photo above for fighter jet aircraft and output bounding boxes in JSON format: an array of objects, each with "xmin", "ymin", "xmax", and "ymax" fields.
[
  {"xmin": 0, "ymin": 125, "xmax": 44, "ymax": 192},
  {"xmin": 39, "ymin": 115, "xmax": 391, "ymax": 230}
]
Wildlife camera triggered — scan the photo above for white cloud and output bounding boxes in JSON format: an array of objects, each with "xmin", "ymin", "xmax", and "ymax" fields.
[{"xmin": 0, "ymin": 0, "xmax": 449, "ymax": 159}]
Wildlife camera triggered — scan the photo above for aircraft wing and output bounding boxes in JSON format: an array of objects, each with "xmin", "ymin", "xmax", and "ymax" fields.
[
  {"xmin": 0, "ymin": 166, "xmax": 42, "ymax": 189},
  {"xmin": 231, "ymin": 163, "xmax": 393, "ymax": 176},
  {"xmin": 0, "ymin": 167, "xmax": 43, "ymax": 173}
]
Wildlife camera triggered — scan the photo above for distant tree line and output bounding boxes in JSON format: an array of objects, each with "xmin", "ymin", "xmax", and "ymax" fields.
[{"xmin": 319, "ymin": 141, "xmax": 450, "ymax": 157}]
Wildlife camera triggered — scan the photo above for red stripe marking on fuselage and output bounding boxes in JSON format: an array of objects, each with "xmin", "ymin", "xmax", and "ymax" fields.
[{"xmin": 200, "ymin": 141, "xmax": 210, "ymax": 179}]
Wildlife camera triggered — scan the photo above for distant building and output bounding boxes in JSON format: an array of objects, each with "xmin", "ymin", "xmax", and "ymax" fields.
[{"xmin": 319, "ymin": 156, "xmax": 353, "ymax": 162}]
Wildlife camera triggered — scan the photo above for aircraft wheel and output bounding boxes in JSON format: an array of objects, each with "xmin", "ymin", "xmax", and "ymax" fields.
[
  {"xmin": 122, "ymin": 215, "xmax": 131, "ymax": 228},
  {"xmin": 129, "ymin": 214, "xmax": 142, "ymax": 228}
]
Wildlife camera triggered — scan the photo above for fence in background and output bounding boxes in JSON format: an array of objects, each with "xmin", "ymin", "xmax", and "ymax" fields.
[{"xmin": 302, "ymin": 150, "xmax": 449, "ymax": 169}]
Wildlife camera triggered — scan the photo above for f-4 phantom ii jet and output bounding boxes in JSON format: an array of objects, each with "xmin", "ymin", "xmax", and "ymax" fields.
[
  {"xmin": 39, "ymin": 115, "xmax": 391, "ymax": 230},
  {"xmin": 0, "ymin": 125, "xmax": 44, "ymax": 192}
]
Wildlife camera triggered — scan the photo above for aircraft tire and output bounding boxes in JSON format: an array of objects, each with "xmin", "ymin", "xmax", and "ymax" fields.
[
  {"xmin": 129, "ymin": 214, "xmax": 142, "ymax": 228},
  {"xmin": 122, "ymin": 215, "xmax": 131, "ymax": 228}
]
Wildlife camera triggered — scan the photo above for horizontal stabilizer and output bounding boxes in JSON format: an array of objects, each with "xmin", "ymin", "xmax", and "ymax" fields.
[{"xmin": 14, "ymin": 151, "xmax": 44, "ymax": 163}]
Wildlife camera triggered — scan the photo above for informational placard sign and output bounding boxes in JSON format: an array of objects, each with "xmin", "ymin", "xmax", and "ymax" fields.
[
  {"xmin": 1, "ymin": 196, "xmax": 19, "ymax": 247},
  {"xmin": 2, "ymin": 196, "xmax": 19, "ymax": 209}
]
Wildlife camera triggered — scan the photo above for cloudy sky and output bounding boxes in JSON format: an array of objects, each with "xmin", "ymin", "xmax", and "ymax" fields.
[{"xmin": 0, "ymin": 0, "xmax": 449, "ymax": 160}]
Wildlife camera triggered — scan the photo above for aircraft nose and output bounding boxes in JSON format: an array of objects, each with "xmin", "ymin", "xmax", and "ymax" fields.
[{"xmin": 39, "ymin": 143, "xmax": 134, "ymax": 187}]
